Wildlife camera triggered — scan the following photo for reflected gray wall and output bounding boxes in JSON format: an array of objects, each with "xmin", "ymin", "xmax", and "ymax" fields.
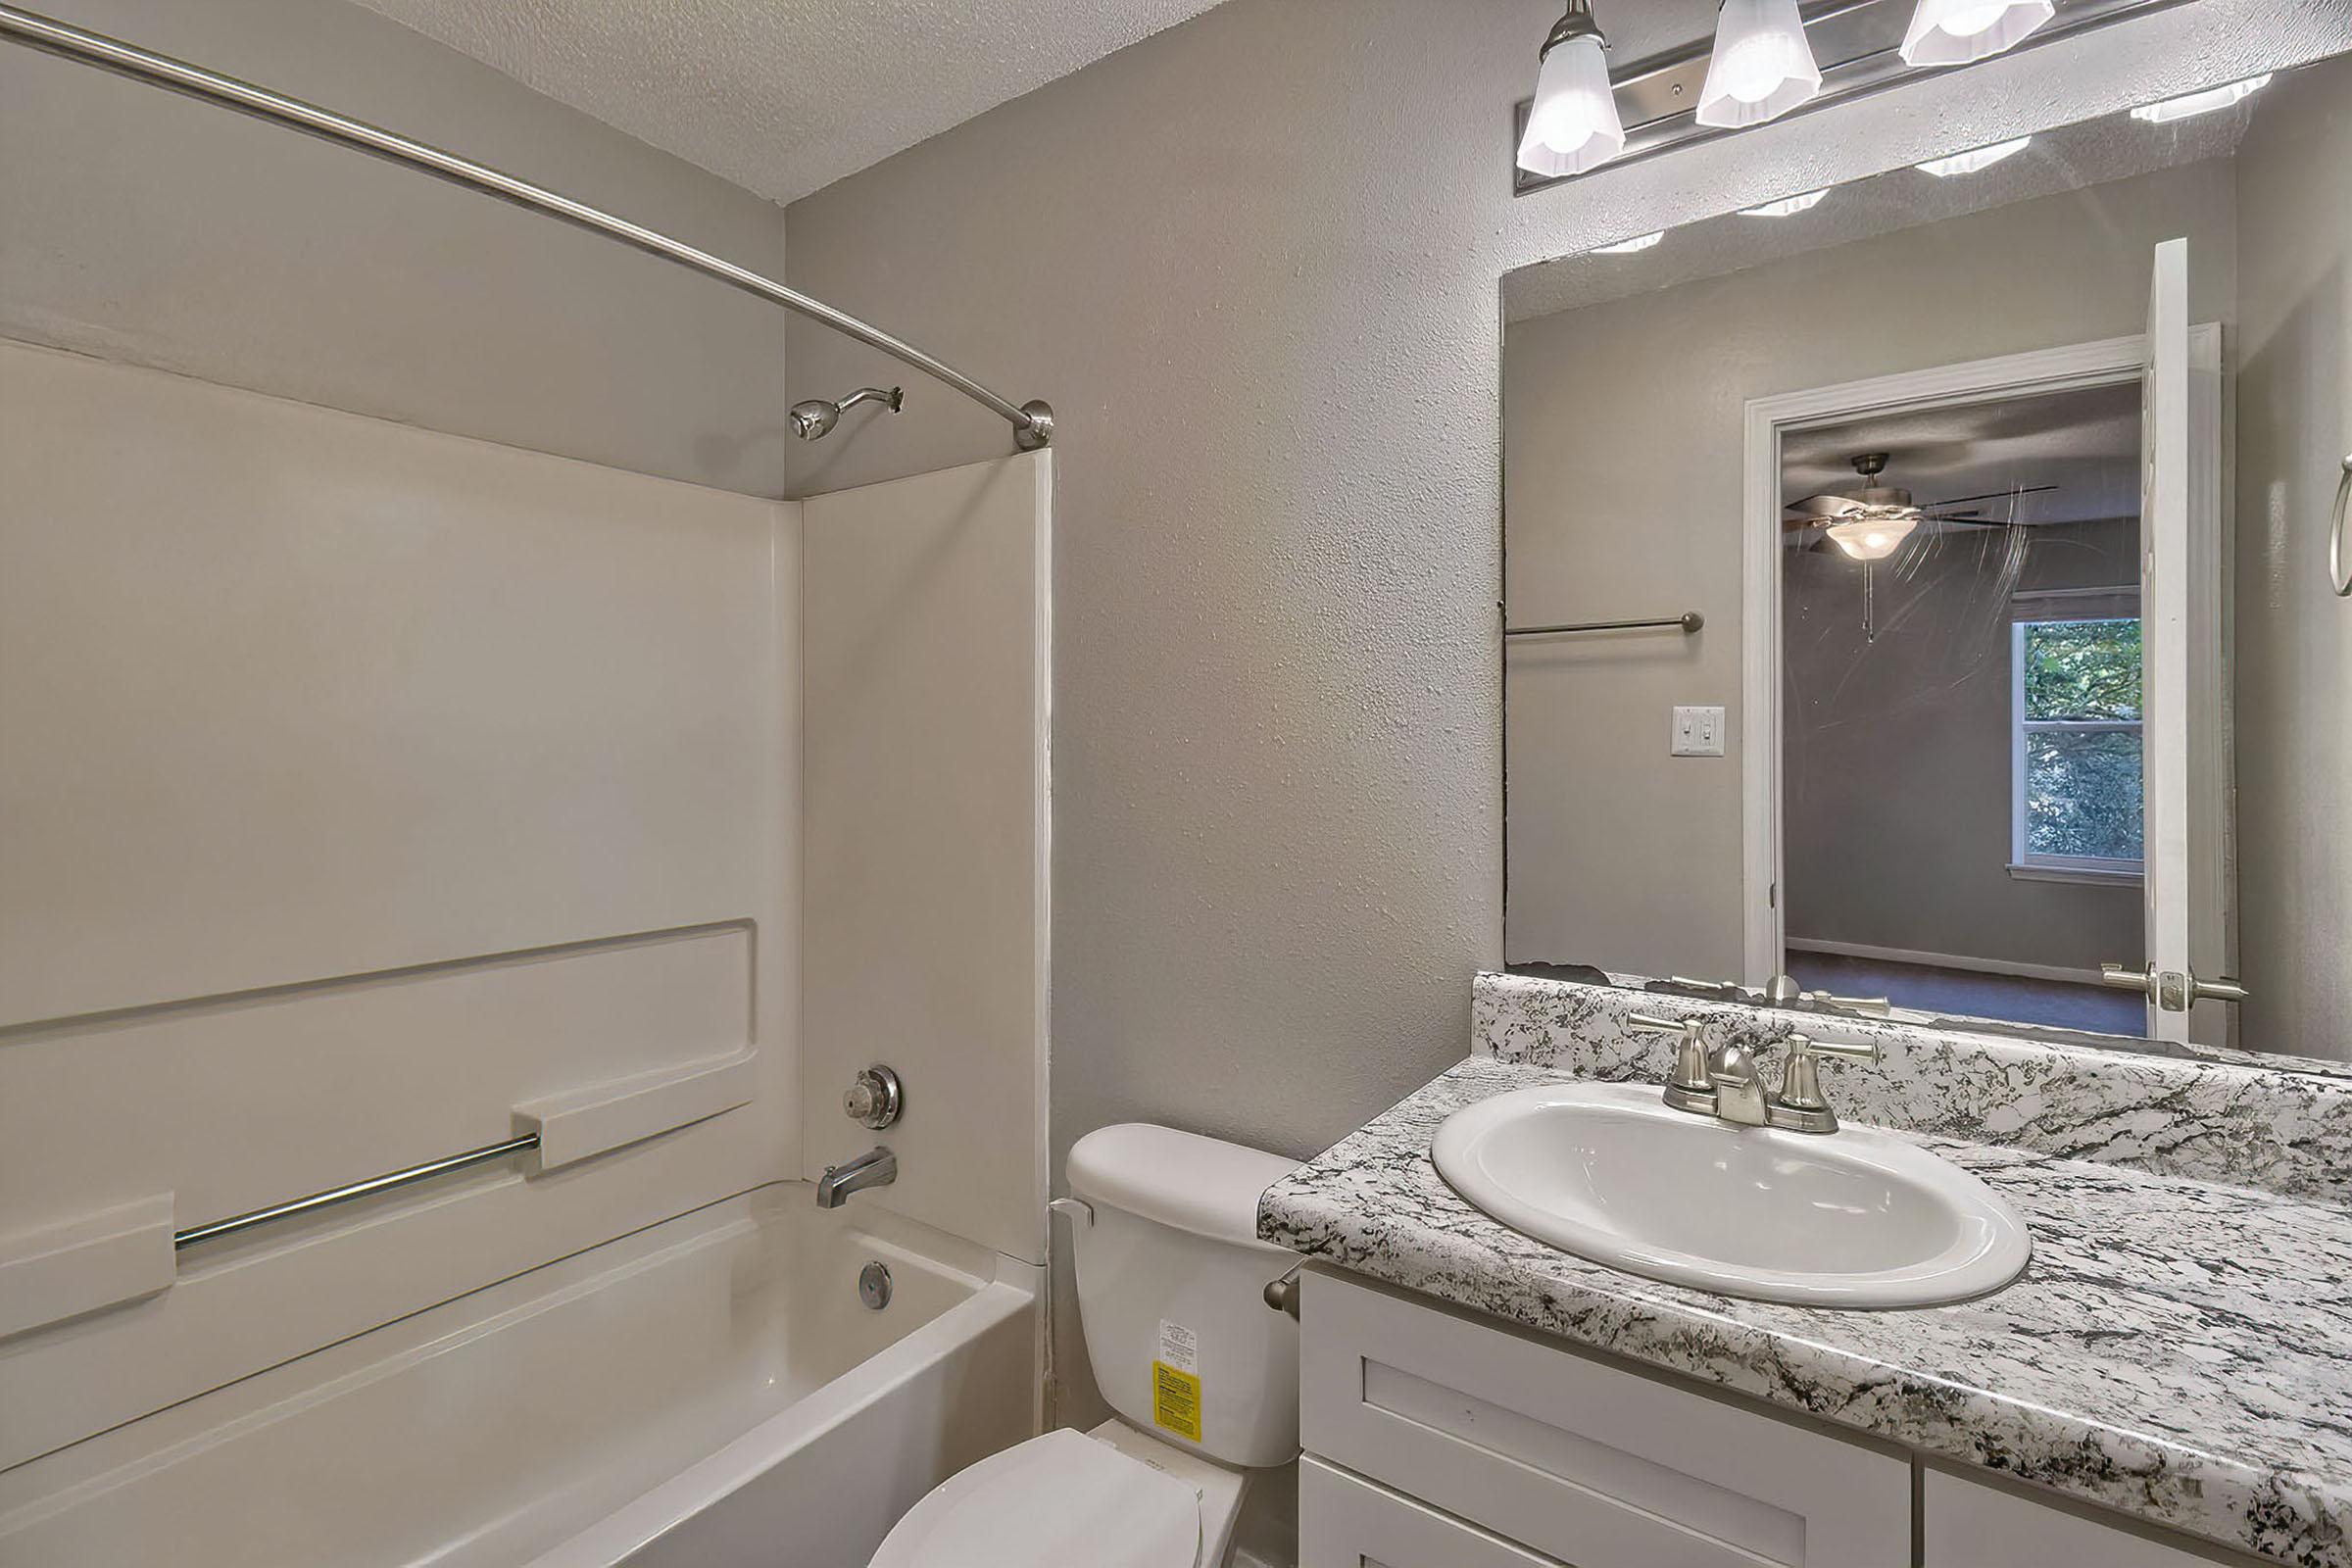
[
  {"xmin": 2234, "ymin": 59, "xmax": 2352, "ymax": 1054},
  {"xmin": 1502, "ymin": 163, "xmax": 2237, "ymax": 978},
  {"xmin": 0, "ymin": 0, "xmax": 789, "ymax": 494},
  {"xmin": 1783, "ymin": 518, "xmax": 2143, "ymax": 975}
]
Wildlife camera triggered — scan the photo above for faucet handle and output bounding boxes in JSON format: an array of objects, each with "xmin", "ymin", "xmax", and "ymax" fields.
[
  {"xmin": 1776, "ymin": 1033, "xmax": 1881, "ymax": 1122},
  {"xmin": 1793, "ymin": 1033, "xmax": 1883, "ymax": 1063},
  {"xmin": 1807, "ymin": 992, "xmax": 1891, "ymax": 1015},
  {"xmin": 1629, "ymin": 1013, "xmax": 1715, "ymax": 1103},
  {"xmin": 1763, "ymin": 974, "xmax": 1890, "ymax": 1014}
]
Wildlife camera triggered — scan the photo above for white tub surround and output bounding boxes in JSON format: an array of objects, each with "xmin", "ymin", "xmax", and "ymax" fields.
[
  {"xmin": 2, "ymin": 342, "xmax": 1055, "ymax": 1564},
  {"xmin": 1261, "ymin": 1054, "xmax": 2352, "ymax": 1568}
]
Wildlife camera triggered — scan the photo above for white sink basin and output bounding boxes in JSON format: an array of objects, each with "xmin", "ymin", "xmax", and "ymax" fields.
[{"xmin": 1431, "ymin": 1082, "xmax": 2031, "ymax": 1308}]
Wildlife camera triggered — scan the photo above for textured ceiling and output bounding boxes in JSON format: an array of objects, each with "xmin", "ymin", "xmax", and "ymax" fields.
[{"xmin": 350, "ymin": 0, "xmax": 1234, "ymax": 204}]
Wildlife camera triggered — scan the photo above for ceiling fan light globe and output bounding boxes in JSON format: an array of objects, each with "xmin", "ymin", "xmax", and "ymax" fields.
[
  {"xmin": 1827, "ymin": 514, "xmax": 1919, "ymax": 561},
  {"xmin": 1899, "ymin": 0, "xmax": 2053, "ymax": 65},
  {"xmin": 1696, "ymin": 0, "xmax": 1822, "ymax": 127},
  {"xmin": 1518, "ymin": 33, "xmax": 1626, "ymax": 176}
]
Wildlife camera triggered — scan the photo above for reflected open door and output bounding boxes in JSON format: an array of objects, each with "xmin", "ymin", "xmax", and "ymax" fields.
[{"xmin": 2136, "ymin": 239, "xmax": 2192, "ymax": 1041}]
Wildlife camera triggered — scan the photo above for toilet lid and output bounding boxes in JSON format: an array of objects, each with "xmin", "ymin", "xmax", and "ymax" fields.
[{"xmin": 867, "ymin": 1428, "xmax": 1202, "ymax": 1568}]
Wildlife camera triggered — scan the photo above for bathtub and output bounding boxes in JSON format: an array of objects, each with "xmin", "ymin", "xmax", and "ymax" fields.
[{"xmin": 0, "ymin": 1187, "xmax": 1041, "ymax": 1567}]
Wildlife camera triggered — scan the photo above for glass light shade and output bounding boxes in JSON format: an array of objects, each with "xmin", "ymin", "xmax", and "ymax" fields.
[
  {"xmin": 1915, "ymin": 135, "xmax": 2032, "ymax": 177},
  {"xmin": 2131, "ymin": 74, "xmax": 2272, "ymax": 123},
  {"xmin": 1593, "ymin": 229, "xmax": 1664, "ymax": 254},
  {"xmin": 1740, "ymin": 187, "xmax": 1830, "ymax": 217},
  {"xmin": 1899, "ymin": 0, "xmax": 2053, "ymax": 66},
  {"xmin": 1518, "ymin": 33, "xmax": 1626, "ymax": 177},
  {"xmin": 1696, "ymin": 0, "xmax": 1822, "ymax": 128},
  {"xmin": 1827, "ymin": 515, "xmax": 1919, "ymax": 561}
]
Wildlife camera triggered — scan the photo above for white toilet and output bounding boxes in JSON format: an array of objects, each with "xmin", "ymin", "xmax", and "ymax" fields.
[{"xmin": 870, "ymin": 1123, "xmax": 1302, "ymax": 1568}]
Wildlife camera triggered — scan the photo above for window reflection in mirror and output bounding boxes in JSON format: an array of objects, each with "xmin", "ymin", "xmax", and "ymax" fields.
[{"xmin": 1500, "ymin": 51, "xmax": 2352, "ymax": 1063}]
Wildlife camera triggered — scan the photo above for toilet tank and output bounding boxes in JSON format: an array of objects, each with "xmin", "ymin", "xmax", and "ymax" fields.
[{"xmin": 1064, "ymin": 1124, "xmax": 1301, "ymax": 1469}]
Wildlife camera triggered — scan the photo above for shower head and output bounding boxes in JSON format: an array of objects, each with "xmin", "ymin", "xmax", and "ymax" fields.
[{"xmin": 790, "ymin": 385, "xmax": 904, "ymax": 440}]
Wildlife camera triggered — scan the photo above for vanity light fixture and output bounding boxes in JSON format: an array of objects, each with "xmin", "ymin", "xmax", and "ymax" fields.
[
  {"xmin": 1517, "ymin": 0, "xmax": 1626, "ymax": 177},
  {"xmin": 1898, "ymin": 0, "xmax": 2053, "ymax": 66},
  {"xmin": 1915, "ymin": 134, "xmax": 2032, "ymax": 176},
  {"xmin": 1592, "ymin": 230, "xmax": 1665, "ymax": 254},
  {"xmin": 1740, "ymin": 187, "xmax": 1830, "ymax": 217},
  {"xmin": 2130, "ymin": 73, "xmax": 2272, "ymax": 123},
  {"xmin": 1696, "ymin": 0, "xmax": 1823, "ymax": 128},
  {"xmin": 1826, "ymin": 515, "xmax": 1918, "ymax": 561}
]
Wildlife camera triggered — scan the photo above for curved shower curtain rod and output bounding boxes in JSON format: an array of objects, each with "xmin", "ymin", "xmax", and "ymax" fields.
[{"xmin": 0, "ymin": 4, "xmax": 1054, "ymax": 451}]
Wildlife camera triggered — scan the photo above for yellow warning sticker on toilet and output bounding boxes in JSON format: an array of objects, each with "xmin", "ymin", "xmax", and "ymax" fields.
[
  {"xmin": 1152, "ymin": 1360, "xmax": 1201, "ymax": 1441},
  {"xmin": 1152, "ymin": 1319, "xmax": 1201, "ymax": 1442}
]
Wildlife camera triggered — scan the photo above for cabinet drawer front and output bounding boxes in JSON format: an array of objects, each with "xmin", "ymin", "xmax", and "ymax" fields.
[
  {"xmin": 1300, "ymin": 1269, "xmax": 1910, "ymax": 1568},
  {"xmin": 1924, "ymin": 1470, "xmax": 2245, "ymax": 1566},
  {"xmin": 1302, "ymin": 1455, "xmax": 1567, "ymax": 1568}
]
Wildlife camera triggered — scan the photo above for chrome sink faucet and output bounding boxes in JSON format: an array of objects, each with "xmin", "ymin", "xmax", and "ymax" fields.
[
  {"xmin": 815, "ymin": 1145, "xmax": 898, "ymax": 1207},
  {"xmin": 1627, "ymin": 1015, "xmax": 1881, "ymax": 1135}
]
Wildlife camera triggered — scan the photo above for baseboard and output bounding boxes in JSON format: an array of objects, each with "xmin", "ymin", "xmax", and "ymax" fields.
[{"xmin": 1784, "ymin": 937, "xmax": 2110, "ymax": 989}]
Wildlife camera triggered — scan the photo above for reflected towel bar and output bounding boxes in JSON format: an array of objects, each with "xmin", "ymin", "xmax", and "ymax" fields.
[
  {"xmin": 1506, "ymin": 612, "xmax": 1704, "ymax": 637},
  {"xmin": 173, "ymin": 1134, "xmax": 539, "ymax": 1250}
]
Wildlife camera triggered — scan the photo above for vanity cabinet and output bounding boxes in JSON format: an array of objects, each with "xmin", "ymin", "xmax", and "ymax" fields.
[
  {"xmin": 1301, "ymin": 1456, "xmax": 1564, "ymax": 1568},
  {"xmin": 1298, "ymin": 1269, "xmax": 1911, "ymax": 1567},
  {"xmin": 1298, "ymin": 1268, "xmax": 2254, "ymax": 1568},
  {"xmin": 1923, "ymin": 1470, "xmax": 2246, "ymax": 1567}
]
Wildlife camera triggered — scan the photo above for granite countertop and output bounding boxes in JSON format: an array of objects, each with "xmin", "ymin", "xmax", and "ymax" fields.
[{"xmin": 1259, "ymin": 1054, "xmax": 2352, "ymax": 1568}]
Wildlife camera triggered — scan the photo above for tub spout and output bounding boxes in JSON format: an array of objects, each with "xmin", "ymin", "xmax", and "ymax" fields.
[{"xmin": 815, "ymin": 1146, "xmax": 897, "ymax": 1208}]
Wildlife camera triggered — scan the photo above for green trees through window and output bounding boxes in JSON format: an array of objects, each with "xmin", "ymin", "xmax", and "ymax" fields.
[{"xmin": 2018, "ymin": 618, "xmax": 2144, "ymax": 865}]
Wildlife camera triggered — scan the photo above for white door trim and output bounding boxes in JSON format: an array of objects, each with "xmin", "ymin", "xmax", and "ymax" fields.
[{"xmin": 1740, "ymin": 329, "xmax": 2224, "ymax": 991}]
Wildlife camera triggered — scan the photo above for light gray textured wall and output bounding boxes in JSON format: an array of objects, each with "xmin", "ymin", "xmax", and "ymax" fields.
[
  {"xmin": 773, "ymin": 0, "xmax": 2350, "ymax": 1452},
  {"xmin": 1502, "ymin": 162, "xmax": 2237, "ymax": 977},
  {"xmin": 1783, "ymin": 517, "xmax": 2144, "ymax": 974},
  {"xmin": 1, "ymin": 0, "xmax": 789, "ymax": 494},
  {"xmin": 2233, "ymin": 57, "xmax": 2352, "ymax": 1057}
]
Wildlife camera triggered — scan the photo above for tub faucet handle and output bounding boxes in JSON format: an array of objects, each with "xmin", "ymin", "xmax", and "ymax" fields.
[{"xmin": 844, "ymin": 1063, "xmax": 903, "ymax": 1130}]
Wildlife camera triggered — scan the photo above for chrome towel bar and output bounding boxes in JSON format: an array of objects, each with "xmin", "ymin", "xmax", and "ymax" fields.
[
  {"xmin": 0, "ymin": 5, "xmax": 1053, "ymax": 450},
  {"xmin": 1506, "ymin": 611, "xmax": 1704, "ymax": 637},
  {"xmin": 2330, "ymin": 455, "xmax": 2351, "ymax": 599},
  {"xmin": 173, "ymin": 1133, "xmax": 539, "ymax": 1250}
]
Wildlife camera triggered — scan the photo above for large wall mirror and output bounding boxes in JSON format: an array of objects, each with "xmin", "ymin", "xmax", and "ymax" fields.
[{"xmin": 1501, "ymin": 50, "xmax": 2351, "ymax": 1061}]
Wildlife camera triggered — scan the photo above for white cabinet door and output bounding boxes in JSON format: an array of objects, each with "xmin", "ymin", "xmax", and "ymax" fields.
[
  {"xmin": 1302, "ymin": 1455, "xmax": 1568, "ymax": 1568},
  {"xmin": 1925, "ymin": 1470, "xmax": 2246, "ymax": 1566},
  {"xmin": 1300, "ymin": 1269, "xmax": 1911, "ymax": 1568}
]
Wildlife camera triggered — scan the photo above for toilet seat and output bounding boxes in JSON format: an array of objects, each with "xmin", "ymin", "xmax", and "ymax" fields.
[{"xmin": 868, "ymin": 1428, "xmax": 1203, "ymax": 1568}]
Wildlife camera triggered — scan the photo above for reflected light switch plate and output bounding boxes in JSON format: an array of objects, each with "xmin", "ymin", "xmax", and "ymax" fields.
[{"xmin": 1672, "ymin": 706, "xmax": 1726, "ymax": 757}]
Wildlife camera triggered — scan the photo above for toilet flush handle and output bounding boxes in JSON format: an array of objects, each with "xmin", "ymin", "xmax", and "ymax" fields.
[
  {"xmin": 1047, "ymin": 1197, "xmax": 1093, "ymax": 1229},
  {"xmin": 1264, "ymin": 1263, "xmax": 1302, "ymax": 1318}
]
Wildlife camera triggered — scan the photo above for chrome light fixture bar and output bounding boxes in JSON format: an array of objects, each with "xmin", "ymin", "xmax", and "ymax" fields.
[{"xmin": 1513, "ymin": 0, "xmax": 2190, "ymax": 195}]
